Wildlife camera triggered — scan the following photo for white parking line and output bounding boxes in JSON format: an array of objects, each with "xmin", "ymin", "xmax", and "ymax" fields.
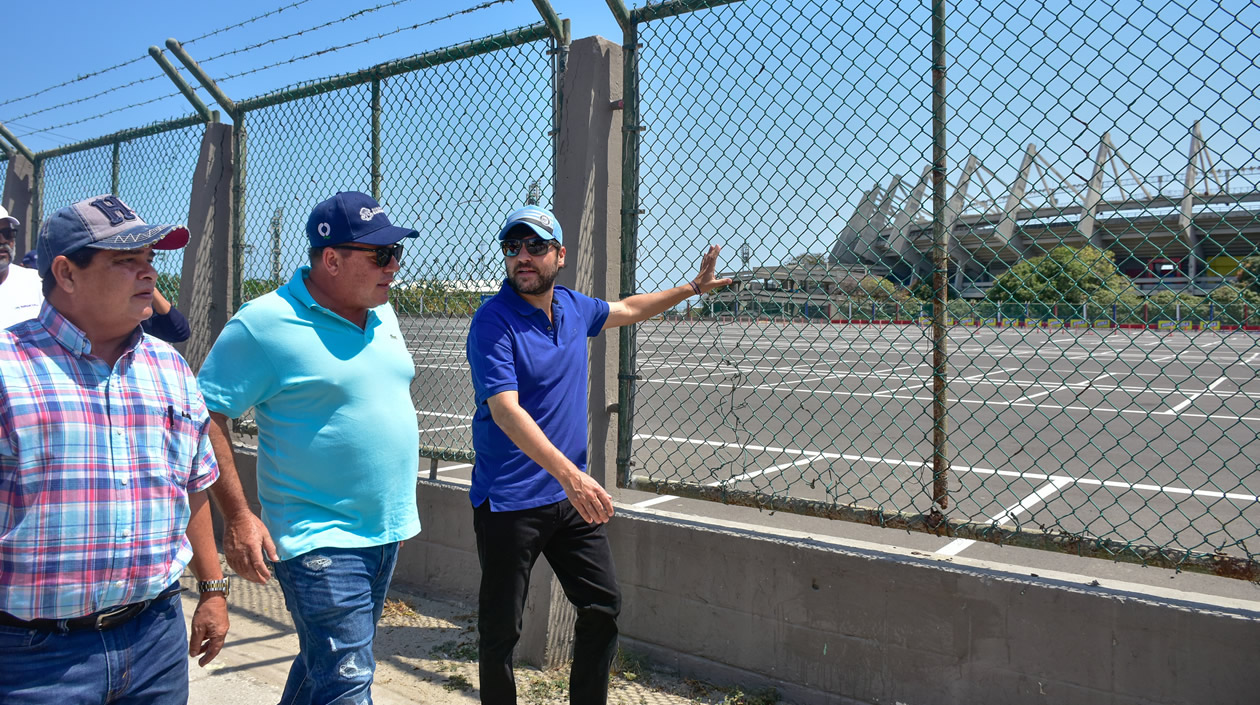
[
  {"xmin": 632, "ymin": 453, "xmax": 824, "ymax": 508},
  {"xmin": 935, "ymin": 477, "xmax": 1073, "ymax": 556},
  {"xmin": 418, "ymin": 410, "xmax": 474, "ymax": 420},
  {"xmin": 1162, "ymin": 375, "xmax": 1229, "ymax": 415},
  {"xmin": 420, "ymin": 423, "xmax": 471, "ymax": 433},
  {"xmin": 633, "ymin": 434, "xmax": 1260, "ymax": 504}
]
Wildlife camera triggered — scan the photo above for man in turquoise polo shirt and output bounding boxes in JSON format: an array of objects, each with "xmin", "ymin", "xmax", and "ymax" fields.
[
  {"xmin": 198, "ymin": 191, "xmax": 420, "ymax": 705},
  {"xmin": 466, "ymin": 205, "xmax": 731, "ymax": 705}
]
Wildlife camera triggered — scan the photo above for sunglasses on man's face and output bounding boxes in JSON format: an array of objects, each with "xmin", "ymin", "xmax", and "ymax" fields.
[
  {"xmin": 0, "ymin": 228, "xmax": 16, "ymax": 241},
  {"xmin": 332, "ymin": 242, "xmax": 404, "ymax": 267},
  {"xmin": 500, "ymin": 237, "xmax": 555, "ymax": 258}
]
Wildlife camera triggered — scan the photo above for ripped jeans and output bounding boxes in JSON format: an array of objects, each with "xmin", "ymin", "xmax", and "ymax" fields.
[{"xmin": 273, "ymin": 543, "xmax": 400, "ymax": 705}]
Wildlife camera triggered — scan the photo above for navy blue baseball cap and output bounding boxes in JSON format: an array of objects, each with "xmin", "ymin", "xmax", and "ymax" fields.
[
  {"xmin": 496, "ymin": 205, "xmax": 563, "ymax": 245},
  {"xmin": 37, "ymin": 195, "xmax": 189, "ymax": 279},
  {"xmin": 306, "ymin": 191, "xmax": 419, "ymax": 248}
]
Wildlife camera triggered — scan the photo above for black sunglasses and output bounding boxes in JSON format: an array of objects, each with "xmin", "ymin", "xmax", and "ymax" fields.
[
  {"xmin": 500, "ymin": 237, "xmax": 555, "ymax": 258},
  {"xmin": 331, "ymin": 242, "xmax": 404, "ymax": 267},
  {"xmin": 0, "ymin": 228, "xmax": 16, "ymax": 240}
]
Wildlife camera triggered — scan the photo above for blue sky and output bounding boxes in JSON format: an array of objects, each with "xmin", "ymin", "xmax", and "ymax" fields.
[
  {"xmin": 3, "ymin": 0, "xmax": 1257, "ymax": 291},
  {"xmin": 1, "ymin": 0, "xmax": 622, "ymax": 151}
]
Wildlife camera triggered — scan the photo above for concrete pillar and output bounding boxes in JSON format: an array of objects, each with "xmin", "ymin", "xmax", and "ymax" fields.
[
  {"xmin": 178, "ymin": 122, "xmax": 235, "ymax": 370},
  {"xmin": 2, "ymin": 154, "xmax": 36, "ymax": 258},
  {"xmin": 520, "ymin": 35, "xmax": 622, "ymax": 671}
]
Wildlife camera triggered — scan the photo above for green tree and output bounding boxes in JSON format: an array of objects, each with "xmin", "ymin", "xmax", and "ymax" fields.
[
  {"xmin": 988, "ymin": 245, "xmax": 1126, "ymax": 304},
  {"xmin": 1191, "ymin": 284, "xmax": 1260, "ymax": 325},
  {"xmin": 242, "ymin": 278, "xmax": 282, "ymax": 302},
  {"xmin": 1237, "ymin": 256, "xmax": 1260, "ymax": 296}
]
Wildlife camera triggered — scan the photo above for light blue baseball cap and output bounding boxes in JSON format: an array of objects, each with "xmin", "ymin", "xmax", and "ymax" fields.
[{"xmin": 496, "ymin": 205, "xmax": 563, "ymax": 245}]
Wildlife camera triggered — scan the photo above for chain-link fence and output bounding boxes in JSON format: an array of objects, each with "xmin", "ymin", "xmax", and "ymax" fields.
[
  {"xmin": 230, "ymin": 25, "xmax": 558, "ymax": 458},
  {"xmin": 34, "ymin": 120, "xmax": 206, "ymax": 283},
  {"xmin": 617, "ymin": 0, "xmax": 1260, "ymax": 579}
]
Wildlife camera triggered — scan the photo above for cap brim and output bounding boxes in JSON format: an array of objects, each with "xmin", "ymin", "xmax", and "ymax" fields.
[
  {"xmin": 1, "ymin": 216, "xmax": 19, "ymax": 228},
  {"xmin": 497, "ymin": 222, "xmax": 558, "ymax": 242},
  {"xmin": 91, "ymin": 223, "xmax": 190, "ymax": 251},
  {"xmin": 353, "ymin": 224, "xmax": 419, "ymax": 245}
]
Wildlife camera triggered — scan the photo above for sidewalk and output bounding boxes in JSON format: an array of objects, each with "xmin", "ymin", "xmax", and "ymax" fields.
[{"xmin": 182, "ymin": 575, "xmax": 770, "ymax": 705}]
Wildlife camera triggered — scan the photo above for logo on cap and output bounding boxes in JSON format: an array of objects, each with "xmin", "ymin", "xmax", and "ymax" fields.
[
  {"xmin": 538, "ymin": 214, "xmax": 551, "ymax": 227},
  {"xmin": 90, "ymin": 197, "xmax": 137, "ymax": 226},
  {"xmin": 318, "ymin": 222, "xmax": 332, "ymax": 239},
  {"xmin": 360, "ymin": 207, "xmax": 385, "ymax": 222}
]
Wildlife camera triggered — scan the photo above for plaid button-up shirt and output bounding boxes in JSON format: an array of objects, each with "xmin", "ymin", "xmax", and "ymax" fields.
[{"xmin": 0, "ymin": 302, "xmax": 218, "ymax": 620}]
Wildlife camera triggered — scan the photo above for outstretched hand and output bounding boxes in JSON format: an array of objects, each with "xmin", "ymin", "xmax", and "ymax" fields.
[{"xmin": 693, "ymin": 245, "xmax": 734, "ymax": 294}]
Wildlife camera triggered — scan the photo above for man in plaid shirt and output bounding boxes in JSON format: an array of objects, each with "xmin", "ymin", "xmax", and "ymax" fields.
[{"xmin": 0, "ymin": 195, "xmax": 228, "ymax": 704}]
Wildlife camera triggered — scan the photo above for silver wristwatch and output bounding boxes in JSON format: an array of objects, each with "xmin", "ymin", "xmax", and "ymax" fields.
[{"xmin": 197, "ymin": 577, "xmax": 231, "ymax": 598}]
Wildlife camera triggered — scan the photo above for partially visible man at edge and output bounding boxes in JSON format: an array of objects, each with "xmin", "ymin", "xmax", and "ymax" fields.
[
  {"xmin": 198, "ymin": 191, "xmax": 422, "ymax": 705},
  {"xmin": 0, "ymin": 204, "xmax": 43, "ymax": 328},
  {"xmin": 0, "ymin": 195, "xmax": 228, "ymax": 704}
]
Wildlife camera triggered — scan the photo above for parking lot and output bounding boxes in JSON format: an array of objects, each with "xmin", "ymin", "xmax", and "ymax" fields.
[{"xmin": 402, "ymin": 316, "xmax": 1260, "ymax": 600}]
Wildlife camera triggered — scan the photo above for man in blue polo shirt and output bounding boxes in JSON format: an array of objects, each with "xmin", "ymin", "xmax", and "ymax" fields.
[
  {"xmin": 466, "ymin": 205, "xmax": 731, "ymax": 705},
  {"xmin": 198, "ymin": 191, "xmax": 421, "ymax": 705}
]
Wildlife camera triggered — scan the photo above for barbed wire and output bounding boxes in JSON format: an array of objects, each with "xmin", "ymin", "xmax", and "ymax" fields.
[
  {"xmin": 4, "ymin": 72, "xmax": 166, "ymax": 124},
  {"xmin": 14, "ymin": 90, "xmax": 182, "ymax": 140},
  {"xmin": 0, "ymin": 56, "xmax": 151, "ymax": 111},
  {"xmin": 0, "ymin": 0, "xmax": 317, "ymax": 111},
  {"xmin": 201, "ymin": 0, "xmax": 422, "ymax": 64},
  {"xmin": 184, "ymin": 0, "xmax": 317, "ymax": 46},
  {"xmin": 5, "ymin": 120, "xmax": 82, "ymax": 144},
  {"xmin": 217, "ymin": 0, "xmax": 514, "ymax": 84}
]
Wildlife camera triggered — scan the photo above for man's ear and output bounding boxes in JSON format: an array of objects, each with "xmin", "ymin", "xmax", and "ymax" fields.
[
  {"xmin": 556, "ymin": 245, "xmax": 566, "ymax": 269},
  {"xmin": 321, "ymin": 246, "xmax": 343, "ymax": 275},
  {"xmin": 50, "ymin": 255, "xmax": 79, "ymax": 294}
]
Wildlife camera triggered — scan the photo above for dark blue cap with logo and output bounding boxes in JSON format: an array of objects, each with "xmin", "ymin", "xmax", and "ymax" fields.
[{"xmin": 306, "ymin": 191, "xmax": 419, "ymax": 248}]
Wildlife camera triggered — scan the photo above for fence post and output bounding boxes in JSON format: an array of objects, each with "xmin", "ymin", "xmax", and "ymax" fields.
[
  {"xmin": 231, "ymin": 117, "xmax": 247, "ymax": 311},
  {"xmin": 370, "ymin": 77, "xmax": 382, "ymax": 201},
  {"xmin": 523, "ymin": 34, "xmax": 623, "ymax": 672},
  {"xmin": 1, "ymin": 153, "xmax": 36, "ymax": 259},
  {"xmin": 929, "ymin": 0, "xmax": 950, "ymax": 513},
  {"xmin": 178, "ymin": 122, "xmax": 235, "ymax": 371},
  {"xmin": 111, "ymin": 142, "xmax": 121, "ymax": 196},
  {"xmin": 615, "ymin": 15, "xmax": 640, "ymax": 490}
]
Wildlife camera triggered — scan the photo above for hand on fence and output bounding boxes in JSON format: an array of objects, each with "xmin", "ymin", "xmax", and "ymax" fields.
[
  {"xmin": 223, "ymin": 511, "xmax": 279, "ymax": 583},
  {"xmin": 562, "ymin": 470, "xmax": 615, "ymax": 524},
  {"xmin": 694, "ymin": 245, "xmax": 734, "ymax": 294}
]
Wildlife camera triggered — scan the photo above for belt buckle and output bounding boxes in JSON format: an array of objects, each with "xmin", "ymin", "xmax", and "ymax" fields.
[{"xmin": 93, "ymin": 604, "xmax": 135, "ymax": 630}]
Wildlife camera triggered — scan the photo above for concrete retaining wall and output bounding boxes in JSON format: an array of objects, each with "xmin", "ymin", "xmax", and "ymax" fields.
[{"xmin": 223, "ymin": 449, "xmax": 1260, "ymax": 705}]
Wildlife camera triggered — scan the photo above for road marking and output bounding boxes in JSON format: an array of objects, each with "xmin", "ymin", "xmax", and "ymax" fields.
[
  {"xmin": 936, "ymin": 477, "xmax": 1073, "ymax": 556},
  {"xmin": 418, "ymin": 410, "xmax": 474, "ymax": 420},
  {"xmin": 633, "ymin": 434, "xmax": 1260, "ymax": 503},
  {"xmin": 1162, "ymin": 375, "xmax": 1229, "ymax": 415},
  {"xmin": 632, "ymin": 454, "xmax": 824, "ymax": 508},
  {"xmin": 420, "ymin": 423, "xmax": 471, "ymax": 433}
]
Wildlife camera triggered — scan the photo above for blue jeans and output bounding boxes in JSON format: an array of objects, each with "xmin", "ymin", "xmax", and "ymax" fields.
[
  {"xmin": 0, "ymin": 589, "xmax": 188, "ymax": 704},
  {"xmin": 273, "ymin": 543, "xmax": 400, "ymax": 705}
]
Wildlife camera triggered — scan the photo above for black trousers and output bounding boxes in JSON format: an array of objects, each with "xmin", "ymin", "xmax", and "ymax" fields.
[{"xmin": 473, "ymin": 498, "xmax": 621, "ymax": 705}]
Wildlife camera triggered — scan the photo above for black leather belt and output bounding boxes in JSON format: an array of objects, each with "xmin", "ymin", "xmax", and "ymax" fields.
[{"xmin": 0, "ymin": 583, "xmax": 184, "ymax": 632}]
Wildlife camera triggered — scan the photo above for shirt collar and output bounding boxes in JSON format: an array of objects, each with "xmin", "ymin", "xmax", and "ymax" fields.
[
  {"xmin": 497, "ymin": 279, "xmax": 565, "ymax": 317},
  {"xmin": 286, "ymin": 265, "xmax": 382, "ymax": 327},
  {"xmin": 39, "ymin": 300, "xmax": 143, "ymax": 359}
]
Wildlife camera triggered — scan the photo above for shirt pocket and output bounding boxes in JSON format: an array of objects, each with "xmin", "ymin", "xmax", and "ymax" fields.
[{"xmin": 156, "ymin": 404, "xmax": 199, "ymax": 488}]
